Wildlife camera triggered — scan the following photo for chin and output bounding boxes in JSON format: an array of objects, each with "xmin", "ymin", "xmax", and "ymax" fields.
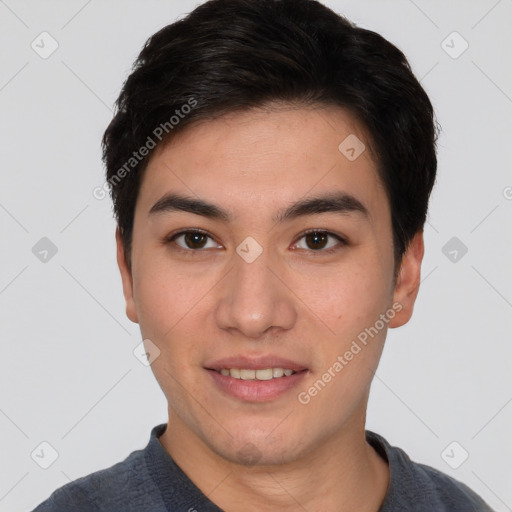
[{"xmin": 209, "ymin": 427, "xmax": 307, "ymax": 467}]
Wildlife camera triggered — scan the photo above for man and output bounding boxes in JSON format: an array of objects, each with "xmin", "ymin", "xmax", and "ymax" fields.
[{"xmin": 33, "ymin": 0, "xmax": 495, "ymax": 510}]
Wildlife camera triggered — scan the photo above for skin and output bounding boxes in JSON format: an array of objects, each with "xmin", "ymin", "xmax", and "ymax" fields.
[{"xmin": 116, "ymin": 104, "xmax": 424, "ymax": 512}]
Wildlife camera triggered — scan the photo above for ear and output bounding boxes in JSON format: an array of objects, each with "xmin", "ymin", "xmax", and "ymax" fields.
[
  {"xmin": 116, "ymin": 227, "xmax": 139, "ymax": 324},
  {"xmin": 389, "ymin": 231, "xmax": 424, "ymax": 328}
]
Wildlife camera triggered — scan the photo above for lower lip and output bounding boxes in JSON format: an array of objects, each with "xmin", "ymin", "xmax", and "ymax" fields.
[{"xmin": 206, "ymin": 369, "xmax": 308, "ymax": 402}]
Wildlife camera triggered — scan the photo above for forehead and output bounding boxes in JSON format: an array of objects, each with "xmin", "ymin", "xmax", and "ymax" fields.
[{"xmin": 137, "ymin": 105, "xmax": 387, "ymax": 223}]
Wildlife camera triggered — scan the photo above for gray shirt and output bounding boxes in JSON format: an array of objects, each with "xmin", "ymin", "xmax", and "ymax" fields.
[{"xmin": 32, "ymin": 423, "xmax": 495, "ymax": 511}]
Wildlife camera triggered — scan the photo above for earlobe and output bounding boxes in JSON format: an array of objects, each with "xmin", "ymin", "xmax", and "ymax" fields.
[
  {"xmin": 115, "ymin": 227, "xmax": 139, "ymax": 324},
  {"xmin": 389, "ymin": 231, "xmax": 424, "ymax": 328}
]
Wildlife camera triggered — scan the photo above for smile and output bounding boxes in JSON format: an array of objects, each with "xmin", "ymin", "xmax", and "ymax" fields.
[
  {"xmin": 218, "ymin": 368, "xmax": 296, "ymax": 380},
  {"xmin": 207, "ymin": 368, "xmax": 308, "ymax": 402}
]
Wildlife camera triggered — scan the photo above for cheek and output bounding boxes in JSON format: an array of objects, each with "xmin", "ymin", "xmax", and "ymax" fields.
[
  {"xmin": 131, "ymin": 256, "xmax": 210, "ymax": 388},
  {"xmin": 132, "ymin": 253, "xmax": 208, "ymax": 337},
  {"xmin": 299, "ymin": 260, "xmax": 392, "ymax": 330},
  {"xmin": 296, "ymin": 275, "xmax": 390, "ymax": 424},
  {"xmin": 133, "ymin": 265, "xmax": 205, "ymax": 402},
  {"xmin": 292, "ymin": 260, "xmax": 393, "ymax": 396}
]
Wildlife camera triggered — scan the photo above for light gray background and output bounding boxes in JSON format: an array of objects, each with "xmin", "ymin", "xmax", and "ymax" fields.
[{"xmin": 1, "ymin": 1, "xmax": 511, "ymax": 510}]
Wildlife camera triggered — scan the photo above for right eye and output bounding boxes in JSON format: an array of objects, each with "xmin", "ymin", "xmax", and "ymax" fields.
[{"xmin": 165, "ymin": 229, "xmax": 222, "ymax": 253}]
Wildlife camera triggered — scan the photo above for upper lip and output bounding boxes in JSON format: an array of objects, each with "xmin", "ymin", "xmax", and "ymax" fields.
[{"xmin": 205, "ymin": 355, "xmax": 308, "ymax": 372}]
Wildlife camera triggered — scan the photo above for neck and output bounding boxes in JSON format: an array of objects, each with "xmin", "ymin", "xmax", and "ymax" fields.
[{"xmin": 159, "ymin": 407, "xmax": 390, "ymax": 512}]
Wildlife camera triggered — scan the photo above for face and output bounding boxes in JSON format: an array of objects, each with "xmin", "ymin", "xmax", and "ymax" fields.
[{"xmin": 117, "ymin": 105, "xmax": 423, "ymax": 466}]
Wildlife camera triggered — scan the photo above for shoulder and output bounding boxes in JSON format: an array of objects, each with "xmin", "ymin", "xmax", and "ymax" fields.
[
  {"xmin": 411, "ymin": 460, "xmax": 494, "ymax": 511},
  {"xmin": 366, "ymin": 430, "xmax": 495, "ymax": 512},
  {"xmin": 31, "ymin": 430, "xmax": 165, "ymax": 512}
]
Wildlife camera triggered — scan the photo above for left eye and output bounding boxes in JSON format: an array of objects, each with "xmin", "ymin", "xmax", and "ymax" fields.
[{"xmin": 293, "ymin": 230, "xmax": 345, "ymax": 252}]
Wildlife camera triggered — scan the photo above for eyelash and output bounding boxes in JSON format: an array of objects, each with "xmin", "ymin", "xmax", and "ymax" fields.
[{"xmin": 164, "ymin": 228, "xmax": 347, "ymax": 256}]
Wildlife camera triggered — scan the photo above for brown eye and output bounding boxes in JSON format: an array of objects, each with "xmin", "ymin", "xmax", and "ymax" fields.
[
  {"xmin": 168, "ymin": 230, "xmax": 219, "ymax": 251},
  {"xmin": 182, "ymin": 232, "xmax": 208, "ymax": 249},
  {"xmin": 294, "ymin": 230, "xmax": 346, "ymax": 254},
  {"xmin": 304, "ymin": 231, "xmax": 329, "ymax": 250}
]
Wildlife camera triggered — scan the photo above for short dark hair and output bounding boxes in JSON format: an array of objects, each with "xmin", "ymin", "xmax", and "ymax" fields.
[{"xmin": 102, "ymin": 0, "xmax": 438, "ymax": 269}]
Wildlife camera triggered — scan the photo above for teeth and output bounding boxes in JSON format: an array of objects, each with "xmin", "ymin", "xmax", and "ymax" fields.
[
  {"xmin": 218, "ymin": 368, "xmax": 297, "ymax": 380},
  {"xmin": 240, "ymin": 369, "xmax": 256, "ymax": 380},
  {"xmin": 272, "ymin": 368, "xmax": 284, "ymax": 378},
  {"xmin": 256, "ymin": 369, "xmax": 273, "ymax": 380}
]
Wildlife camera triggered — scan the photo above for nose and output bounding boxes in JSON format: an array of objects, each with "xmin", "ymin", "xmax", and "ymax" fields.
[{"xmin": 214, "ymin": 243, "xmax": 297, "ymax": 339}]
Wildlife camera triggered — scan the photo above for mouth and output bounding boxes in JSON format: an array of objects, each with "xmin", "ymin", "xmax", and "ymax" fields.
[
  {"xmin": 204, "ymin": 356, "xmax": 309, "ymax": 402},
  {"xmin": 215, "ymin": 367, "xmax": 299, "ymax": 380}
]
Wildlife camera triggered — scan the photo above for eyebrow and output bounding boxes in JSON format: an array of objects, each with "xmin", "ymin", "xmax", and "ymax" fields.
[{"xmin": 148, "ymin": 191, "xmax": 369, "ymax": 224}]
